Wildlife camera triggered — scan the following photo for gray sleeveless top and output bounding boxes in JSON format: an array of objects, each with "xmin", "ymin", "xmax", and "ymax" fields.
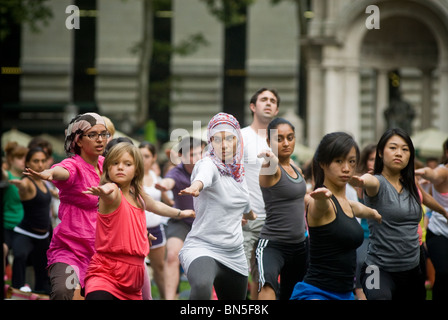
[
  {"xmin": 259, "ymin": 164, "xmax": 307, "ymax": 244},
  {"xmin": 364, "ymin": 174, "xmax": 422, "ymax": 272}
]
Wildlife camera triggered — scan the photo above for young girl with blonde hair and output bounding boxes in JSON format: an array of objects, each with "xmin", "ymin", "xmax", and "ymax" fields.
[{"xmin": 84, "ymin": 142, "xmax": 194, "ymax": 300}]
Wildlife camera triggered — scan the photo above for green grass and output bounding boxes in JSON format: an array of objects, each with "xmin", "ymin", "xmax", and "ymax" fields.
[{"xmin": 150, "ymin": 277, "xmax": 191, "ymax": 300}]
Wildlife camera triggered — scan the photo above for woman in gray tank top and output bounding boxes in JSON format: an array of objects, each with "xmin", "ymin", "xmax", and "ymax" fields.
[
  {"xmin": 256, "ymin": 118, "xmax": 308, "ymax": 300},
  {"xmin": 353, "ymin": 128, "xmax": 425, "ymax": 300}
]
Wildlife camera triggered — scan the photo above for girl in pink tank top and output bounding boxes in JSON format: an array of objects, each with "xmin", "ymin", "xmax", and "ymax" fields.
[
  {"xmin": 83, "ymin": 142, "xmax": 195, "ymax": 300},
  {"xmin": 83, "ymin": 142, "xmax": 149, "ymax": 300}
]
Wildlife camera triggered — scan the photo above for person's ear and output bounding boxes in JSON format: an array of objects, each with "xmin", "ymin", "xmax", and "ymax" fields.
[{"xmin": 249, "ymin": 103, "xmax": 256, "ymax": 114}]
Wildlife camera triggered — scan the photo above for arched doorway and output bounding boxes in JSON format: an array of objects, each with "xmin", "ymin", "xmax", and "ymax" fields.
[
  {"xmin": 360, "ymin": 15, "xmax": 439, "ymax": 143},
  {"xmin": 305, "ymin": 0, "xmax": 448, "ymax": 148}
]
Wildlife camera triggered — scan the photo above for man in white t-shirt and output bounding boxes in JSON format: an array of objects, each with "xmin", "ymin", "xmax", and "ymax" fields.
[{"xmin": 241, "ymin": 88, "xmax": 280, "ymax": 299}]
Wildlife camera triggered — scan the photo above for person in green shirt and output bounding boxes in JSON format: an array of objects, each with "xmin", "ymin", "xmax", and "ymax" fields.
[{"xmin": 2, "ymin": 141, "xmax": 28, "ymax": 248}]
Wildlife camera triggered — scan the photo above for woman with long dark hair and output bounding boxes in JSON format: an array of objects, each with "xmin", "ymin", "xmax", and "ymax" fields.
[
  {"xmin": 290, "ymin": 132, "xmax": 380, "ymax": 300},
  {"xmin": 353, "ymin": 128, "xmax": 424, "ymax": 300},
  {"xmin": 10, "ymin": 147, "xmax": 51, "ymax": 294}
]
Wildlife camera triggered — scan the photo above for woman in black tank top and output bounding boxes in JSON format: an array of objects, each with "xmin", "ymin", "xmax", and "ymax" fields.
[
  {"xmin": 9, "ymin": 147, "xmax": 52, "ymax": 294},
  {"xmin": 290, "ymin": 132, "xmax": 381, "ymax": 300}
]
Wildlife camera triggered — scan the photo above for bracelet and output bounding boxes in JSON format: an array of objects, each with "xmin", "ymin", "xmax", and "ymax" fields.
[{"xmin": 177, "ymin": 209, "xmax": 181, "ymax": 217}]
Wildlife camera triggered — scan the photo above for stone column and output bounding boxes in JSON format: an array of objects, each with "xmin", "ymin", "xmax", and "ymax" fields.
[
  {"xmin": 323, "ymin": 65, "xmax": 343, "ymax": 134},
  {"xmin": 305, "ymin": 47, "xmax": 324, "ymax": 149},
  {"xmin": 375, "ymin": 69, "xmax": 389, "ymax": 140},
  {"xmin": 344, "ymin": 65, "xmax": 360, "ymax": 141},
  {"xmin": 420, "ymin": 68, "xmax": 433, "ymax": 129},
  {"xmin": 437, "ymin": 66, "xmax": 448, "ymax": 132}
]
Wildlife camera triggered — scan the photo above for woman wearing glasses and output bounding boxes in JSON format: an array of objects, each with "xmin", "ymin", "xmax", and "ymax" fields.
[{"xmin": 24, "ymin": 112, "xmax": 110, "ymax": 300}]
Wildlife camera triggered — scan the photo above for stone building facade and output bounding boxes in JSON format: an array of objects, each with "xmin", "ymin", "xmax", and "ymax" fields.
[
  {"xmin": 12, "ymin": 0, "xmax": 448, "ymax": 148},
  {"xmin": 303, "ymin": 0, "xmax": 448, "ymax": 148},
  {"xmin": 170, "ymin": 0, "xmax": 300, "ymax": 136}
]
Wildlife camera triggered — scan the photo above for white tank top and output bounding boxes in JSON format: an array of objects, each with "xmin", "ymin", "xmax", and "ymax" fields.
[
  {"xmin": 428, "ymin": 180, "xmax": 448, "ymax": 238},
  {"xmin": 144, "ymin": 170, "xmax": 162, "ymax": 228}
]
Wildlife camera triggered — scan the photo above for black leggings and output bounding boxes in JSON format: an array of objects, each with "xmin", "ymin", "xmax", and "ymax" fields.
[
  {"xmin": 426, "ymin": 229, "xmax": 448, "ymax": 301},
  {"xmin": 11, "ymin": 232, "xmax": 50, "ymax": 294},
  {"xmin": 360, "ymin": 262, "xmax": 425, "ymax": 300},
  {"xmin": 86, "ymin": 290, "xmax": 120, "ymax": 300},
  {"xmin": 187, "ymin": 256, "xmax": 248, "ymax": 300}
]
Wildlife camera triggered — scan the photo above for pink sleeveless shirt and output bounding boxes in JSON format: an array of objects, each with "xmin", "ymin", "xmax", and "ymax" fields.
[{"xmin": 85, "ymin": 191, "xmax": 149, "ymax": 299}]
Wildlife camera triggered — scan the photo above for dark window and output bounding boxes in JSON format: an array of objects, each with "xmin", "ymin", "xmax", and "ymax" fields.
[
  {"xmin": 73, "ymin": 0, "xmax": 96, "ymax": 103},
  {"xmin": 149, "ymin": 0, "xmax": 173, "ymax": 141},
  {"xmin": 222, "ymin": 6, "xmax": 247, "ymax": 125}
]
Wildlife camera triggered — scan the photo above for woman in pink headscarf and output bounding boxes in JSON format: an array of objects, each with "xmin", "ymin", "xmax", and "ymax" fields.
[
  {"xmin": 24, "ymin": 113, "xmax": 109, "ymax": 300},
  {"xmin": 179, "ymin": 112, "xmax": 257, "ymax": 300}
]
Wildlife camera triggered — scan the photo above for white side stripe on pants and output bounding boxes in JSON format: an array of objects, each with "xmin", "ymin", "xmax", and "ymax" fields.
[{"xmin": 256, "ymin": 239, "xmax": 269, "ymax": 291}]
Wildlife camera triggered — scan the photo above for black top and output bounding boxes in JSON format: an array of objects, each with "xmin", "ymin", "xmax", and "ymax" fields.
[
  {"xmin": 304, "ymin": 195, "xmax": 363, "ymax": 292},
  {"xmin": 18, "ymin": 177, "xmax": 52, "ymax": 233}
]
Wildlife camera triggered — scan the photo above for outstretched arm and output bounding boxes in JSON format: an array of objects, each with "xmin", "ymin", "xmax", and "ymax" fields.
[
  {"xmin": 155, "ymin": 177, "xmax": 176, "ymax": 192},
  {"xmin": 23, "ymin": 166, "xmax": 70, "ymax": 182},
  {"xmin": 350, "ymin": 173, "xmax": 380, "ymax": 197},
  {"xmin": 179, "ymin": 180, "xmax": 203, "ymax": 198},
  {"xmin": 84, "ymin": 183, "xmax": 117, "ymax": 203},
  {"xmin": 415, "ymin": 167, "xmax": 448, "ymax": 186},
  {"xmin": 8, "ymin": 178, "xmax": 32, "ymax": 200},
  {"xmin": 154, "ymin": 178, "xmax": 176, "ymax": 206},
  {"xmin": 349, "ymin": 200, "xmax": 382, "ymax": 223},
  {"xmin": 141, "ymin": 192, "xmax": 195, "ymax": 219},
  {"xmin": 417, "ymin": 181, "xmax": 448, "ymax": 222},
  {"xmin": 307, "ymin": 187, "xmax": 334, "ymax": 226},
  {"xmin": 83, "ymin": 183, "xmax": 120, "ymax": 214}
]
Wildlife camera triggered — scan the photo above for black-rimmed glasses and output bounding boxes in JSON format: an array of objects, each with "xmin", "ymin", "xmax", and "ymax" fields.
[{"xmin": 82, "ymin": 132, "xmax": 111, "ymax": 140}]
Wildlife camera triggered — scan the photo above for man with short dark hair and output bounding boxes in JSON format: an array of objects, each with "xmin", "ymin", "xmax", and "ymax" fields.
[{"xmin": 241, "ymin": 88, "xmax": 280, "ymax": 299}]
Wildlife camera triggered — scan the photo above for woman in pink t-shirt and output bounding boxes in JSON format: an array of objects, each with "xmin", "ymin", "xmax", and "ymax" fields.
[{"xmin": 24, "ymin": 113, "xmax": 108, "ymax": 300}]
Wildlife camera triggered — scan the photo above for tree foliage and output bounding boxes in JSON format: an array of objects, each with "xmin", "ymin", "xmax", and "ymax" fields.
[
  {"xmin": 0, "ymin": 0, "xmax": 53, "ymax": 41},
  {"xmin": 199, "ymin": 0, "xmax": 256, "ymax": 26}
]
